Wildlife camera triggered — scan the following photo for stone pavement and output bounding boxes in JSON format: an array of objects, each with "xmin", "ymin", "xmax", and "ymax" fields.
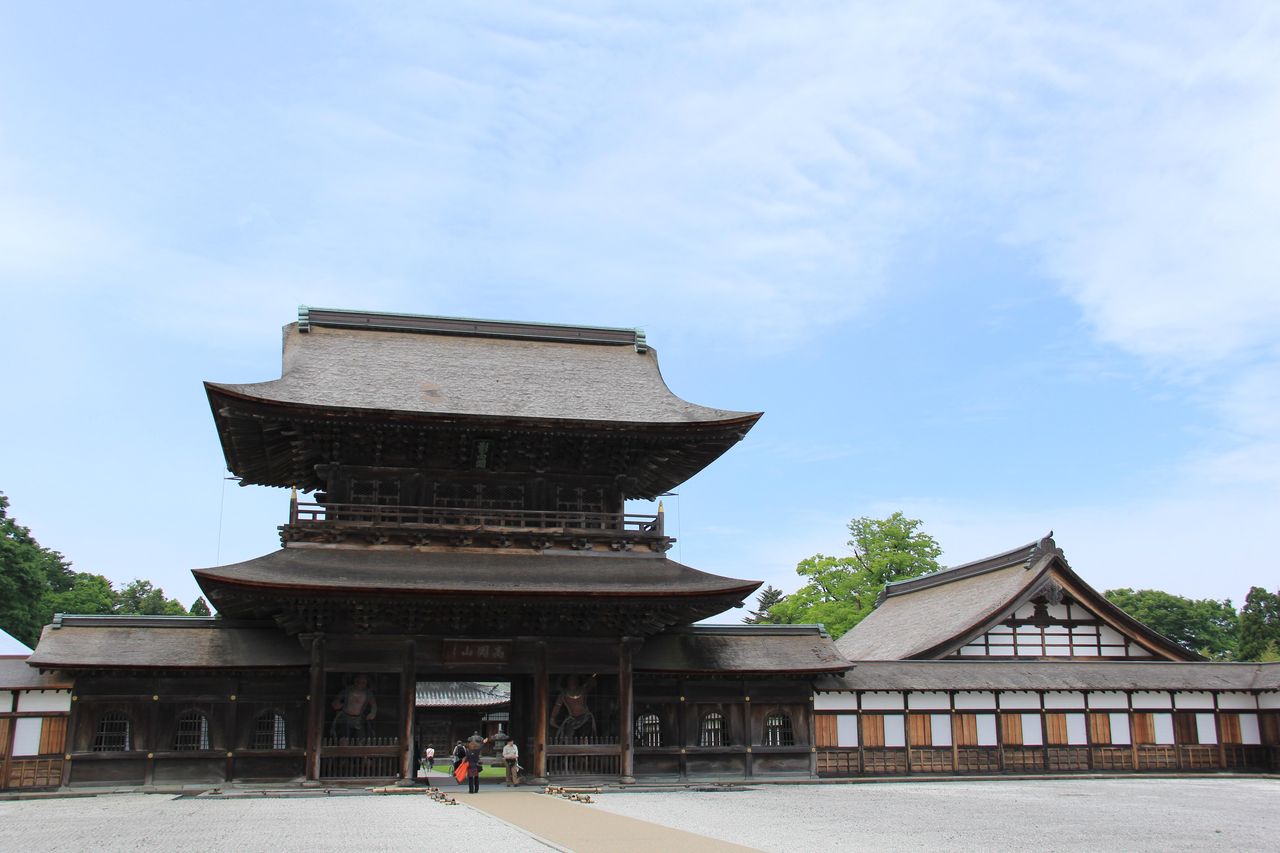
[{"xmin": 462, "ymin": 786, "xmax": 760, "ymax": 853}]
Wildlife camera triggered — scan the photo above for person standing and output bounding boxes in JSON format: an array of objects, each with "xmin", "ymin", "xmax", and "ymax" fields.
[
  {"xmin": 464, "ymin": 740, "xmax": 484, "ymax": 794},
  {"xmin": 502, "ymin": 739, "xmax": 520, "ymax": 786},
  {"xmin": 451, "ymin": 740, "xmax": 466, "ymax": 784}
]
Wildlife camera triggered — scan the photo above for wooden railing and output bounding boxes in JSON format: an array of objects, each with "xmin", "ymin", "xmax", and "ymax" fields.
[{"xmin": 291, "ymin": 501, "xmax": 662, "ymax": 536}]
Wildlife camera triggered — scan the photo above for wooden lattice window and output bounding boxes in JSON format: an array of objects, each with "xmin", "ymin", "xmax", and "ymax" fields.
[
  {"xmin": 93, "ymin": 711, "xmax": 131, "ymax": 752},
  {"xmin": 174, "ymin": 710, "xmax": 211, "ymax": 751},
  {"xmin": 764, "ymin": 712, "xmax": 794, "ymax": 747},
  {"xmin": 253, "ymin": 711, "xmax": 288, "ymax": 750},
  {"xmin": 699, "ymin": 712, "xmax": 725, "ymax": 747},
  {"xmin": 634, "ymin": 713, "xmax": 662, "ymax": 748}
]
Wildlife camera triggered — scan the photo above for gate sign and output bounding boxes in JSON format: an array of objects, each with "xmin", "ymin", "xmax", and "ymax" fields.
[{"xmin": 443, "ymin": 639, "xmax": 512, "ymax": 664}]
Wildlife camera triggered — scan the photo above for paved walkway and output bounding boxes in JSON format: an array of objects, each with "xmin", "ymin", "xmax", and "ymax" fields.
[{"xmin": 462, "ymin": 787, "xmax": 760, "ymax": 853}]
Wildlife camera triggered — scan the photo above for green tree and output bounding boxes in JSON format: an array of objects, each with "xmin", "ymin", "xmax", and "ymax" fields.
[
  {"xmin": 115, "ymin": 579, "xmax": 188, "ymax": 616},
  {"xmin": 1103, "ymin": 588, "xmax": 1238, "ymax": 659},
  {"xmin": 1236, "ymin": 587, "xmax": 1280, "ymax": 661},
  {"xmin": 43, "ymin": 573, "xmax": 117, "ymax": 619},
  {"xmin": 769, "ymin": 512, "xmax": 942, "ymax": 638},
  {"xmin": 1, "ymin": 493, "xmax": 72, "ymax": 647},
  {"xmin": 742, "ymin": 585, "xmax": 785, "ymax": 624},
  {"xmin": 189, "ymin": 597, "xmax": 212, "ymax": 616}
]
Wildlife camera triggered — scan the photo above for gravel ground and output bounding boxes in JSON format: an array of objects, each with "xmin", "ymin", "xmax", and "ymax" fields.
[
  {"xmin": 591, "ymin": 777, "xmax": 1280, "ymax": 852},
  {"xmin": 0, "ymin": 792, "xmax": 551, "ymax": 852},
  {"xmin": 1, "ymin": 778, "xmax": 1276, "ymax": 852}
]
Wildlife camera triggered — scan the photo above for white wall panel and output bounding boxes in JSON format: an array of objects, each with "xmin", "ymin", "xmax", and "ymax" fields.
[
  {"xmin": 1109, "ymin": 713, "xmax": 1131, "ymax": 745},
  {"xmin": 0, "ymin": 690, "xmax": 12, "ymax": 710},
  {"xmin": 999, "ymin": 692, "xmax": 1040, "ymax": 710},
  {"xmin": 1088, "ymin": 692, "xmax": 1127, "ymax": 709},
  {"xmin": 836, "ymin": 714, "xmax": 859, "ymax": 747},
  {"xmin": 1174, "ymin": 692, "xmax": 1213, "ymax": 710},
  {"xmin": 814, "ymin": 692, "xmax": 858, "ymax": 711},
  {"xmin": 1153, "ymin": 713, "xmax": 1175, "ymax": 745},
  {"xmin": 976, "ymin": 714, "xmax": 998, "ymax": 746},
  {"xmin": 883, "ymin": 714, "xmax": 905, "ymax": 747},
  {"xmin": 1238, "ymin": 714, "xmax": 1261, "ymax": 745},
  {"xmin": 954, "ymin": 692, "xmax": 997, "ymax": 710},
  {"xmin": 1044, "ymin": 692, "xmax": 1086, "ymax": 709},
  {"xmin": 1259, "ymin": 692, "xmax": 1280, "ymax": 710},
  {"xmin": 861, "ymin": 692, "xmax": 905, "ymax": 711},
  {"xmin": 12, "ymin": 718, "xmax": 42, "ymax": 756},
  {"xmin": 1021, "ymin": 713, "xmax": 1043, "ymax": 746},
  {"xmin": 907, "ymin": 692, "xmax": 949, "ymax": 710},
  {"xmin": 1133, "ymin": 692, "xmax": 1172, "ymax": 709},
  {"xmin": 1217, "ymin": 693, "xmax": 1257, "ymax": 711},
  {"xmin": 16, "ymin": 690, "xmax": 70, "ymax": 713},
  {"xmin": 926, "ymin": 714, "xmax": 949, "ymax": 746},
  {"xmin": 1195, "ymin": 713, "xmax": 1217, "ymax": 744}
]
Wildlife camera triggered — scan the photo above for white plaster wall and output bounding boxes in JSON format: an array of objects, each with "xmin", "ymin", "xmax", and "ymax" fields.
[
  {"xmin": 861, "ymin": 692, "xmax": 905, "ymax": 711},
  {"xmin": 814, "ymin": 692, "xmax": 858, "ymax": 711},
  {"xmin": 1153, "ymin": 713, "xmax": 1175, "ymax": 745},
  {"xmin": 12, "ymin": 718, "xmax": 42, "ymax": 756},
  {"xmin": 1109, "ymin": 713, "xmax": 1131, "ymax": 745},
  {"xmin": 1238, "ymin": 713, "xmax": 1261, "ymax": 745},
  {"xmin": 1021, "ymin": 713, "xmax": 1043, "ymax": 746},
  {"xmin": 1133, "ymin": 692, "xmax": 1172, "ymax": 709},
  {"xmin": 954, "ymin": 692, "xmax": 996, "ymax": 710},
  {"xmin": 907, "ymin": 692, "xmax": 949, "ymax": 710},
  {"xmin": 1259, "ymin": 692, "xmax": 1280, "ymax": 710},
  {"xmin": 930, "ymin": 714, "xmax": 952, "ymax": 747},
  {"xmin": 1065, "ymin": 713, "xmax": 1088, "ymax": 746},
  {"xmin": 1217, "ymin": 692, "xmax": 1257, "ymax": 710},
  {"xmin": 1044, "ymin": 692, "xmax": 1086, "ymax": 709},
  {"xmin": 1174, "ymin": 692, "xmax": 1214, "ymax": 710},
  {"xmin": 1195, "ymin": 713, "xmax": 1218, "ymax": 744},
  {"xmin": 976, "ymin": 714, "xmax": 998, "ymax": 746},
  {"xmin": 0, "ymin": 690, "xmax": 12, "ymax": 710},
  {"xmin": 836, "ymin": 715, "xmax": 858, "ymax": 747},
  {"xmin": 1088, "ymin": 692, "xmax": 1127, "ymax": 709},
  {"xmin": 999, "ymin": 692, "xmax": 1039, "ymax": 710},
  {"xmin": 883, "ymin": 714, "xmax": 905, "ymax": 747},
  {"xmin": 16, "ymin": 690, "xmax": 70, "ymax": 712}
]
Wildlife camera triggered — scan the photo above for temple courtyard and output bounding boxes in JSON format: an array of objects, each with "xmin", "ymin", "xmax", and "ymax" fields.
[{"xmin": 1, "ymin": 777, "xmax": 1276, "ymax": 852}]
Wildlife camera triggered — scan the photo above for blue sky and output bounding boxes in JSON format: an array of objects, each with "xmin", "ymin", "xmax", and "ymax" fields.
[{"xmin": 2, "ymin": 2, "xmax": 1278, "ymax": 614}]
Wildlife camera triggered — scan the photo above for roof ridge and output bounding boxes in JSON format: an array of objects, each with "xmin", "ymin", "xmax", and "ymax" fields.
[
  {"xmin": 298, "ymin": 306, "xmax": 649, "ymax": 352},
  {"xmin": 881, "ymin": 533, "xmax": 1059, "ymax": 599}
]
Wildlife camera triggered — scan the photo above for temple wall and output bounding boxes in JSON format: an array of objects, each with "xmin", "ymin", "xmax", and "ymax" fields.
[{"xmin": 814, "ymin": 689, "xmax": 1280, "ymax": 777}]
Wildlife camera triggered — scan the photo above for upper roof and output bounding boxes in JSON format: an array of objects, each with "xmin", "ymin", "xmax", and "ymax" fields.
[
  {"xmin": 836, "ymin": 534, "xmax": 1199, "ymax": 662},
  {"xmin": 207, "ymin": 308, "xmax": 760, "ymax": 427},
  {"xmin": 416, "ymin": 681, "xmax": 510, "ymax": 708},
  {"xmin": 25, "ymin": 616, "xmax": 310, "ymax": 670},
  {"xmin": 637, "ymin": 624, "xmax": 851, "ymax": 674},
  {"xmin": 817, "ymin": 660, "xmax": 1280, "ymax": 692}
]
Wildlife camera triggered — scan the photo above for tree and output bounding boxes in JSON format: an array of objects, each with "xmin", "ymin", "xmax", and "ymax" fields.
[
  {"xmin": 768, "ymin": 512, "xmax": 942, "ymax": 638},
  {"xmin": 1, "ymin": 493, "xmax": 71, "ymax": 647},
  {"xmin": 189, "ymin": 597, "xmax": 212, "ymax": 616},
  {"xmin": 1236, "ymin": 587, "xmax": 1280, "ymax": 661},
  {"xmin": 1103, "ymin": 588, "xmax": 1238, "ymax": 660},
  {"xmin": 43, "ymin": 573, "xmax": 117, "ymax": 619},
  {"xmin": 742, "ymin": 585, "xmax": 785, "ymax": 624},
  {"xmin": 115, "ymin": 579, "xmax": 188, "ymax": 616}
]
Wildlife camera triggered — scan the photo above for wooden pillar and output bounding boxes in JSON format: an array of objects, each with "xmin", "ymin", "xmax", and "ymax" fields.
[
  {"xmin": 226, "ymin": 683, "xmax": 239, "ymax": 783},
  {"xmin": 144, "ymin": 682, "xmax": 159, "ymax": 788},
  {"xmin": 807, "ymin": 692, "xmax": 818, "ymax": 779},
  {"xmin": 2, "ymin": 690, "xmax": 16, "ymax": 791},
  {"xmin": 619, "ymin": 637, "xmax": 636, "ymax": 784},
  {"xmin": 532, "ymin": 641, "xmax": 548, "ymax": 783},
  {"xmin": 677, "ymin": 678, "xmax": 688, "ymax": 780},
  {"xmin": 305, "ymin": 634, "xmax": 325, "ymax": 784},
  {"xmin": 399, "ymin": 640, "xmax": 416, "ymax": 784},
  {"xmin": 61, "ymin": 688, "xmax": 78, "ymax": 788}
]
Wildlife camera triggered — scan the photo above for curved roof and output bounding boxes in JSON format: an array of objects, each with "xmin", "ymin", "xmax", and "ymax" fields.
[
  {"xmin": 207, "ymin": 320, "xmax": 759, "ymax": 427},
  {"xmin": 194, "ymin": 547, "xmax": 759, "ymax": 600}
]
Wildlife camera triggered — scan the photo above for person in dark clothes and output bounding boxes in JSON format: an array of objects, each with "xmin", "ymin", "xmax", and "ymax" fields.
[
  {"xmin": 464, "ymin": 741, "xmax": 484, "ymax": 793},
  {"xmin": 451, "ymin": 740, "xmax": 466, "ymax": 784}
]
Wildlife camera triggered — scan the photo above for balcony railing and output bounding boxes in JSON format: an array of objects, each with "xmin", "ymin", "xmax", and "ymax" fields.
[{"xmin": 281, "ymin": 498, "xmax": 671, "ymax": 553}]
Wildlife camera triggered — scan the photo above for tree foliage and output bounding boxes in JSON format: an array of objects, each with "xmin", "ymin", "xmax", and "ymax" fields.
[
  {"xmin": 1, "ymin": 492, "xmax": 195, "ymax": 647},
  {"xmin": 768, "ymin": 512, "xmax": 942, "ymax": 638},
  {"xmin": 742, "ymin": 585, "xmax": 785, "ymax": 624},
  {"xmin": 1103, "ymin": 588, "xmax": 1239, "ymax": 660},
  {"xmin": 189, "ymin": 597, "xmax": 212, "ymax": 617},
  {"xmin": 1236, "ymin": 587, "xmax": 1280, "ymax": 662}
]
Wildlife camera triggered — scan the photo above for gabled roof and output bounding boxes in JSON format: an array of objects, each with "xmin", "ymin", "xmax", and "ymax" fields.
[
  {"xmin": 637, "ymin": 625, "xmax": 851, "ymax": 674},
  {"xmin": 416, "ymin": 681, "xmax": 510, "ymax": 708},
  {"xmin": 835, "ymin": 534, "xmax": 1199, "ymax": 662}
]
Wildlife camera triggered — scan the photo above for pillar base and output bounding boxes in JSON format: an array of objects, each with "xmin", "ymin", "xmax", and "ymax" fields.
[
  {"xmin": 620, "ymin": 775, "xmax": 636, "ymax": 785},
  {"xmin": 302, "ymin": 779, "xmax": 322, "ymax": 788}
]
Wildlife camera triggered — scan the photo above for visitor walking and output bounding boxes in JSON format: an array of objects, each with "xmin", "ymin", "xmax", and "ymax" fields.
[{"xmin": 451, "ymin": 740, "xmax": 466, "ymax": 784}]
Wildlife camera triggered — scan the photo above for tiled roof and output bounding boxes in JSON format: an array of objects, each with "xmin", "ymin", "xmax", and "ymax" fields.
[
  {"xmin": 416, "ymin": 681, "xmax": 511, "ymax": 708},
  {"xmin": 0, "ymin": 656, "xmax": 73, "ymax": 690},
  {"xmin": 818, "ymin": 660, "xmax": 1280, "ymax": 692},
  {"xmin": 637, "ymin": 625, "xmax": 851, "ymax": 674},
  {"xmin": 26, "ymin": 617, "xmax": 309, "ymax": 670}
]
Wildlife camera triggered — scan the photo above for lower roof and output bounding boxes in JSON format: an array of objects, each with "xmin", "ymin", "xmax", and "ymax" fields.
[
  {"xmin": 818, "ymin": 660, "xmax": 1280, "ymax": 692},
  {"xmin": 0, "ymin": 655, "xmax": 73, "ymax": 690}
]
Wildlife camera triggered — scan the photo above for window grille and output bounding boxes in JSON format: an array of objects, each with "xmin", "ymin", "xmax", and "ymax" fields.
[
  {"xmin": 253, "ymin": 711, "xmax": 288, "ymax": 750},
  {"xmin": 699, "ymin": 712, "xmax": 725, "ymax": 747},
  {"xmin": 764, "ymin": 713, "xmax": 795, "ymax": 747},
  {"xmin": 174, "ymin": 710, "xmax": 211, "ymax": 751},
  {"xmin": 93, "ymin": 711, "xmax": 131, "ymax": 752},
  {"xmin": 635, "ymin": 713, "xmax": 662, "ymax": 747}
]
